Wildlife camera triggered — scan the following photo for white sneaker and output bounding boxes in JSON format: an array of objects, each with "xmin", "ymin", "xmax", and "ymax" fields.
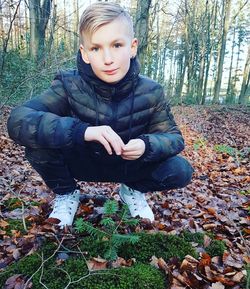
[
  {"xmin": 119, "ymin": 184, "xmax": 154, "ymax": 222},
  {"xmin": 49, "ymin": 189, "xmax": 80, "ymax": 227}
]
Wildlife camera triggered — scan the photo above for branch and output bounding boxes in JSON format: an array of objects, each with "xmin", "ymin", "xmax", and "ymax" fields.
[
  {"xmin": 232, "ymin": 0, "xmax": 249, "ymax": 22},
  {"xmin": 24, "ymin": 237, "xmax": 65, "ymax": 289}
]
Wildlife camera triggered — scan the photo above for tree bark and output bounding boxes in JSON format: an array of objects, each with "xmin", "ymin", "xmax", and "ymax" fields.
[
  {"xmin": 135, "ymin": 0, "xmax": 151, "ymax": 74},
  {"xmin": 29, "ymin": 0, "xmax": 52, "ymax": 62},
  {"xmin": 238, "ymin": 45, "xmax": 250, "ymax": 104},
  {"xmin": 213, "ymin": 0, "xmax": 231, "ymax": 104},
  {"xmin": 0, "ymin": 0, "xmax": 21, "ymax": 76},
  {"xmin": 225, "ymin": 26, "xmax": 236, "ymax": 104},
  {"xmin": 73, "ymin": 0, "xmax": 79, "ymax": 52}
]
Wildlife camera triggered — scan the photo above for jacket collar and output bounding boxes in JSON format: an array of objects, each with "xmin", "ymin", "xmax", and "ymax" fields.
[{"xmin": 77, "ymin": 50, "xmax": 140, "ymax": 101}]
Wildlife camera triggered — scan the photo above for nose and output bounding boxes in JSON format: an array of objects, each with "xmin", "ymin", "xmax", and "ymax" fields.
[{"xmin": 103, "ymin": 49, "xmax": 113, "ymax": 65}]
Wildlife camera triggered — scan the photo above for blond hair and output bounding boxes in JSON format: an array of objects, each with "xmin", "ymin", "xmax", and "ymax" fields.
[{"xmin": 79, "ymin": 2, "xmax": 134, "ymax": 44}]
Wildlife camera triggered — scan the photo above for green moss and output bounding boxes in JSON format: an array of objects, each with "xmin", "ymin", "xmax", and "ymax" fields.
[
  {"xmin": 0, "ymin": 232, "xmax": 202, "ymax": 288},
  {"xmin": 78, "ymin": 232, "xmax": 197, "ymax": 262},
  {"xmin": 0, "ymin": 250, "xmax": 166, "ymax": 289},
  {"xmin": 3, "ymin": 198, "xmax": 23, "ymax": 210},
  {"xmin": 205, "ymin": 240, "xmax": 226, "ymax": 257},
  {"xmin": 4, "ymin": 219, "xmax": 31, "ymax": 235},
  {"xmin": 117, "ymin": 232, "xmax": 198, "ymax": 262},
  {"xmin": 181, "ymin": 231, "xmax": 204, "ymax": 245}
]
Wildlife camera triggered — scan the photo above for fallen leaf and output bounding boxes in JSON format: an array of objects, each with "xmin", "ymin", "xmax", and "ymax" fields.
[
  {"xmin": 86, "ymin": 257, "xmax": 108, "ymax": 271},
  {"xmin": 211, "ymin": 282, "xmax": 225, "ymax": 289}
]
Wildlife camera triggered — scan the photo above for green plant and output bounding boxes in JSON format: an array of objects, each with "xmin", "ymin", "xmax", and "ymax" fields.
[
  {"xmin": 193, "ymin": 138, "xmax": 207, "ymax": 150},
  {"xmin": 0, "ymin": 243, "xmax": 166, "ymax": 289},
  {"xmin": 117, "ymin": 232, "xmax": 198, "ymax": 262},
  {"xmin": 75, "ymin": 200, "xmax": 139, "ymax": 260},
  {"xmin": 181, "ymin": 230, "xmax": 204, "ymax": 245},
  {"xmin": 240, "ymin": 189, "xmax": 250, "ymax": 196},
  {"xmin": 214, "ymin": 144, "xmax": 242, "ymax": 157},
  {"xmin": 246, "ymin": 262, "xmax": 250, "ymax": 289},
  {"xmin": 205, "ymin": 240, "xmax": 226, "ymax": 257}
]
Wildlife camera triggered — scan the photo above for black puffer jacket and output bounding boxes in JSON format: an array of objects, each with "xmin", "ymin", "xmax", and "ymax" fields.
[{"xmin": 7, "ymin": 51, "xmax": 184, "ymax": 163}]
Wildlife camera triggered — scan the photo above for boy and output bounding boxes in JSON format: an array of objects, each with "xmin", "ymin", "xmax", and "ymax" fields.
[{"xmin": 7, "ymin": 2, "xmax": 193, "ymax": 227}]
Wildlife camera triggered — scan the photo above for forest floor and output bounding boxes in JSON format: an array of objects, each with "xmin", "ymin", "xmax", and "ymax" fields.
[{"xmin": 0, "ymin": 105, "xmax": 249, "ymax": 288}]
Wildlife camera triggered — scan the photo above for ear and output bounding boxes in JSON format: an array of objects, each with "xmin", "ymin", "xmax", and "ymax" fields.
[
  {"xmin": 130, "ymin": 38, "xmax": 138, "ymax": 58},
  {"xmin": 79, "ymin": 44, "xmax": 90, "ymax": 64}
]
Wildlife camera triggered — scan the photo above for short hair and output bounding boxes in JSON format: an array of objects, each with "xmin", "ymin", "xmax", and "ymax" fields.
[{"xmin": 79, "ymin": 2, "xmax": 134, "ymax": 44}]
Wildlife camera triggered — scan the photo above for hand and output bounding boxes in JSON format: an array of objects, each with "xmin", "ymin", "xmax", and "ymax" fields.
[
  {"xmin": 121, "ymin": 139, "xmax": 145, "ymax": 160},
  {"xmin": 84, "ymin": 126, "xmax": 125, "ymax": 155}
]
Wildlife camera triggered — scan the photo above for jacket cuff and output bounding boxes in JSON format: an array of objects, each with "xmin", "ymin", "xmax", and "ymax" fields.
[
  {"xmin": 137, "ymin": 135, "xmax": 151, "ymax": 161},
  {"xmin": 73, "ymin": 122, "xmax": 89, "ymax": 146}
]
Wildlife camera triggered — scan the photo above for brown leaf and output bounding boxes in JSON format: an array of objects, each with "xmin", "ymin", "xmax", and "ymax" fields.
[
  {"xmin": 110, "ymin": 257, "xmax": 134, "ymax": 268},
  {"xmin": 0, "ymin": 219, "xmax": 9, "ymax": 228},
  {"xmin": 207, "ymin": 207, "xmax": 217, "ymax": 215},
  {"xmin": 158, "ymin": 257, "xmax": 168, "ymax": 271},
  {"xmin": 204, "ymin": 235, "xmax": 212, "ymax": 247},
  {"xmin": 171, "ymin": 270, "xmax": 190, "ymax": 286},
  {"xmin": 150, "ymin": 255, "xmax": 159, "ymax": 268},
  {"xmin": 4, "ymin": 274, "xmax": 31, "ymax": 289},
  {"xmin": 211, "ymin": 282, "xmax": 225, "ymax": 289},
  {"xmin": 86, "ymin": 257, "xmax": 108, "ymax": 271},
  {"xmin": 203, "ymin": 223, "xmax": 217, "ymax": 230},
  {"xmin": 231, "ymin": 271, "xmax": 244, "ymax": 282},
  {"xmin": 12, "ymin": 249, "xmax": 21, "ymax": 260},
  {"xmin": 180, "ymin": 259, "xmax": 196, "ymax": 272},
  {"xmin": 79, "ymin": 204, "xmax": 93, "ymax": 214},
  {"xmin": 0, "ymin": 229, "xmax": 6, "ymax": 235},
  {"xmin": 46, "ymin": 217, "xmax": 61, "ymax": 224}
]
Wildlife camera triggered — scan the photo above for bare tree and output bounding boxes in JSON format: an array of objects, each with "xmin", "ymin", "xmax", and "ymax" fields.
[
  {"xmin": 135, "ymin": 0, "xmax": 151, "ymax": 73},
  {"xmin": 213, "ymin": 0, "xmax": 232, "ymax": 104},
  {"xmin": 28, "ymin": 0, "xmax": 52, "ymax": 62},
  {"xmin": 238, "ymin": 45, "xmax": 250, "ymax": 104},
  {"xmin": 0, "ymin": 0, "xmax": 21, "ymax": 75}
]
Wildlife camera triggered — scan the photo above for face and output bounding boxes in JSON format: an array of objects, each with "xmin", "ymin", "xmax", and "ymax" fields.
[{"xmin": 80, "ymin": 18, "xmax": 138, "ymax": 84}]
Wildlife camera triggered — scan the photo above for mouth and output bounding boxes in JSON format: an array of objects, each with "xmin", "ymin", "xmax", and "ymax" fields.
[{"xmin": 103, "ymin": 68, "xmax": 118, "ymax": 75}]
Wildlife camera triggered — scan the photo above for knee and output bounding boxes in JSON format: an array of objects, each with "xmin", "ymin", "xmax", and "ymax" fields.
[
  {"xmin": 173, "ymin": 156, "xmax": 194, "ymax": 188},
  {"xmin": 152, "ymin": 156, "xmax": 194, "ymax": 189}
]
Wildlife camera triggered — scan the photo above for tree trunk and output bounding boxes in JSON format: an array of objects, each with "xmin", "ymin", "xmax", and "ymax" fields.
[
  {"xmin": 238, "ymin": 45, "xmax": 250, "ymax": 104},
  {"xmin": 213, "ymin": 0, "xmax": 231, "ymax": 104},
  {"xmin": 48, "ymin": 0, "xmax": 57, "ymax": 54},
  {"xmin": 0, "ymin": 0, "xmax": 21, "ymax": 76},
  {"xmin": 225, "ymin": 26, "xmax": 236, "ymax": 104},
  {"xmin": 29, "ymin": 0, "xmax": 52, "ymax": 62},
  {"xmin": 73, "ymin": 0, "xmax": 79, "ymax": 52},
  {"xmin": 135, "ymin": 0, "xmax": 151, "ymax": 74}
]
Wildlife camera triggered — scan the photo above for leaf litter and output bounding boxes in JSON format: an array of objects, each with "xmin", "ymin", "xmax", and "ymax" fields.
[{"xmin": 0, "ymin": 105, "xmax": 249, "ymax": 288}]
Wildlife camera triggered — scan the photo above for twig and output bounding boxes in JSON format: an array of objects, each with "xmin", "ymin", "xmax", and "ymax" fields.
[
  {"xmin": 38, "ymin": 252, "xmax": 50, "ymax": 289},
  {"xmin": 228, "ymin": 217, "xmax": 250, "ymax": 256},
  {"xmin": 23, "ymin": 237, "xmax": 65, "ymax": 289},
  {"xmin": 6, "ymin": 182, "xmax": 28, "ymax": 233}
]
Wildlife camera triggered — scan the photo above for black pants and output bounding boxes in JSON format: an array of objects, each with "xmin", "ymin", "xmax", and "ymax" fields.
[{"xmin": 25, "ymin": 145, "xmax": 194, "ymax": 195}]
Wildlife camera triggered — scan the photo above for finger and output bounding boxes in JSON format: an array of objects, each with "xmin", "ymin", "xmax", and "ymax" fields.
[
  {"xmin": 99, "ymin": 136, "xmax": 113, "ymax": 155},
  {"xmin": 121, "ymin": 154, "xmax": 140, "ymax": 160},
  {"xmin": 103, "ymin": 132, "xmax": 124, "ymax": 155},
  {"xmin": 122, "ymin": 139, "xmax": 140, "ymax": 151}
]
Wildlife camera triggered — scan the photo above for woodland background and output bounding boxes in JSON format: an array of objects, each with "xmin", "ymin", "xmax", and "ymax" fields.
[
  {"xmin": 0, "ymin": 0, "xmax": 249, "ymax": 106},
  {"xmin": 0, "ymin": 0, "xmax": 249, "ymax": 288}
]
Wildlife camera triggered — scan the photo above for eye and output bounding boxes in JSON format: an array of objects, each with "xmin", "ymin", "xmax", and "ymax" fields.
[
  {"xmin": 91, "ymin": 47, "xmax": 99, "ymax": 52},
  {"xmin": 114, "ymin": 43, "xmax": 122, "ymax": 48}
]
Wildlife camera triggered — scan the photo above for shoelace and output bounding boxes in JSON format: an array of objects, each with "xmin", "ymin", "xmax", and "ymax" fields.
[
  {"xmin": 53, "ymin": 195, "xmax": 75, "ymax": 215},
  {"xmin": 129, "ymin": 190, "xmax": 148, "ymax": 211}
]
